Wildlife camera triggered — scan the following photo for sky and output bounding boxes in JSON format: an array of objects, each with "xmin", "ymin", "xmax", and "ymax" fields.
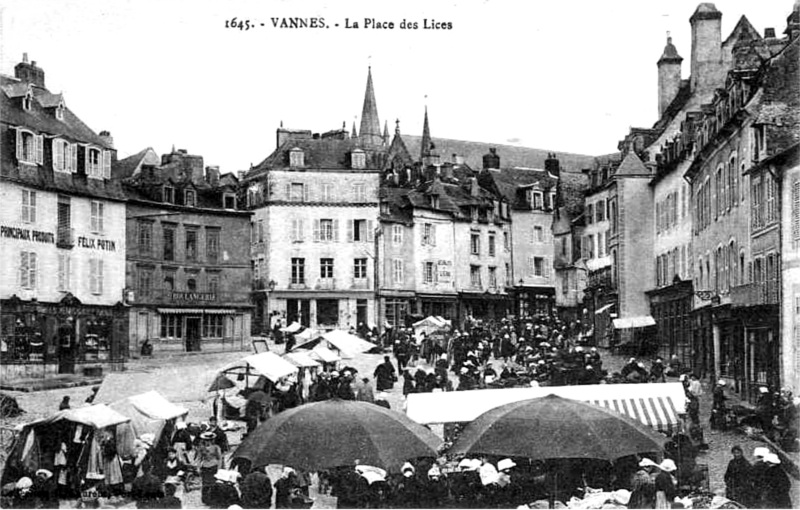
[{"xmin": 0, "ymin": 0, "xmax": 793, "ymax": 174}]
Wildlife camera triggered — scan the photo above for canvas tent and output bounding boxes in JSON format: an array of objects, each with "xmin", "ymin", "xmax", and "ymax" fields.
[
  {"xmin": 412, "ymin": 316, "xmax": 451, "ymax": 338},
  {"xmin": 283, "ymin": 351, "xmax": 321, "ymax": 368},
  {"xmin": 406, "ymin": 382, "xmax": 686, "ymax": 434},
  {"xmin": 220, "ymin": 352, "xmax": 299, "ymax": 383},
  {"xmin": 109, "ymin": 390, "xmax": 188, "ymax": 441},
  {"xmin": 293, "ymin": 330, "xmax": 377, "ymax": 359},
  {"xmin": 308, "ymin": 346, "xmax": 341, "ymax": 364}
]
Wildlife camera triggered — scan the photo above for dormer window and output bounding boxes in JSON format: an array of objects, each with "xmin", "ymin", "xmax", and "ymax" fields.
[
  {"xmin": 55, "ymin": 102, "xmax": 65, "ymax": 121},
  {"xmin": 429, "ymin": 195, "xmax": 440, "ymax": 209},
  {"xmin": 351, "ymin": 149, "xmax": 366, "ymax": 169},
  {"xmin": 52, "ymin": 139, "xmax": 76, "ymax": 173},
  {"xmin": 223, "ymin": 193, "xmax": 236, "ymax": 209},
  {"xmin": 22, "ymin": 91, "xmax": 33, "ymax": 111},
  {"xmin": 163, "ymin": 186, "xmax": 175, "ymax": 204},
  {"xmin": 185, "ymin": 189, "xmax": 196, "ymax": 207},
  {"xmin": 15, "ymin": 129, "xmax": 42, "ymax": 165},
  {"xmin": 532, "ymin": 191, "xmax": 544, "ymax": 210},
  {"xmin": 84, "ymin": 146, "xmax": 111, "ymax": 179},
  {"xmin": 289, "ymin": 147, "xmax": 304, "ymax": 167}
]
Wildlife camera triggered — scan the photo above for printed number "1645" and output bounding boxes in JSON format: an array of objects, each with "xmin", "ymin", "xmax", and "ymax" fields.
[{"xmin": 225, "ymin": 18, "xmax": 251, "ymax": 30}]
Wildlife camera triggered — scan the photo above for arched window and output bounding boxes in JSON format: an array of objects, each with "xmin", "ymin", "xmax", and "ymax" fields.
[
  {"xmin": 739, "ymin": 250, "xmax": 746, "ymax": 284},
  {"xmin": 729, "ymin": 240, "xmax": 737, "ymax": 287},
  {"xmin": 698, "ymin": 257, "xmax": 704, "ymax": 289}
]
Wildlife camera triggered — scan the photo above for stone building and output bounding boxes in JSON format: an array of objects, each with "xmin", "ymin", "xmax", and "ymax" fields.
[
  {"xmin": 119, "ymin": 148, "xmax": 253, "ymax": 355},
  {"xmin": 0, "ymin": 55, "xmax": 128, "ymax": 379},
  {"xmin": 552, "ymin": 170, "xmax": 589, "ymax": 324}
]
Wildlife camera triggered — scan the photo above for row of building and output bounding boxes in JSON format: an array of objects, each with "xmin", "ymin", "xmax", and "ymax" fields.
[{"xmin": 564, "ymin": 2, "xmax": 800, "ymax": 402}]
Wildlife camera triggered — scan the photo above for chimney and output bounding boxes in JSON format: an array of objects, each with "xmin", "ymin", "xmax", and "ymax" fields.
[
  {"xmin": 276, "ymin": 127, "xmax": 312, "ymax": 149},
  {"xmin": 470, "ymin": 177, "xmax": 480, "ymax": 197},
  {"xmin": 545, "ymin": 153, "xmax": 561, "ymax": 178},
  {"xmin": 657, "ymin": 36, "xmax": 684, "ymax": 117},
  {"xmin": 689, "ymin": 3, "xmax": 723, "ymax": 95},
  {"xmin": 185, "ymin": 154, "xmax": 204, "ymax": 185},
  {"xmin": 482, "ymin": 148, "xmax": 500, "ymax": 170},
  {"xmin": 14, "ymin": 54, "xmax": 45, "ymax": 88},
  {"xmin": 98, "ymin": 130, "xmax": 114, "ymax": 149},
  {"xmin": 237, "ymin": 170, "xmax": 246, "ymax": 181},
  {"xmin": 206, "ymin": 166, "xmax": 220, "ymax": 187},
  {"xmin": 764, "ymin": 27, "xmax": 776, "ymax": 38}
]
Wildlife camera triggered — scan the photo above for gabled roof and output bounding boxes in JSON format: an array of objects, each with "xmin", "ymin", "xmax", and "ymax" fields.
[
  {"xmin": 723, "ymin": 15, "xmax": 762, "ymax": 47},
  {"xmin": 483, "ymin": 167, "xmax": 558, "ymax": 209},
  {"xmin": 615, "ymin": 151, "xmax": 650, "ymax": 177},
  {"xmin": 113, "ymin": 147, "xmax": 159, "ymax": 179},
  {"xmin": 379, "ymin": 187, "xmax": 412, "ymax": 223},
  {"xmin": 0, "ymin": 75, "xmax": 112, "ymax": 148},
  {"xmin": 407, "ymin": 178, "xmax": 462, "ymax": 214},
  {"xmin": 400, "ymin": 135, "xmax": 595, "ymax": 173}
]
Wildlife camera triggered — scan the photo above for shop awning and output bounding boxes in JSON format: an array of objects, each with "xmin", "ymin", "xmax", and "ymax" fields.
[
  {"xmin": 321, "ymin": 330, "xmax": 377, "ymax": 358},
  {"xmin": 283, "ymin": 351, "xmax": 321, "ymax": 368},
  {"xmin": 613, "ymin": 316, "xmax": 656, "ymax": 329},
  {"xmin": 595, "ymin": 303, "xmax": 615, "ymax": 315},
  {"xmin": 406, "ymin": 382, "xmax": 685, "ymax": 433},
  {"xmin": 157, "ymin": 308, "xmax": 236, "ymax": 315},
  {"xmin": 309, "ymin": 346, "xmax": 341, "ymax": 363},
  {"xmin": 231, "ymin": 352, "xmax": 298, "ymax": 382}
]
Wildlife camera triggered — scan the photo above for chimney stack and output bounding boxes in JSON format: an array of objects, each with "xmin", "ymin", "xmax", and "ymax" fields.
[
  {"xmin": 206, "ymin": 166, "xmax": 220, "ymax": 187},
  {"xmin": 689, "ymin": 3, "xmax": 723, "ymax": 95},
  {"xmin": 764, "ymin": 27, "xmax": 776, "ymax": 38},
  {"xmin": 482, "ymin": 148, "xmax": 500, "ymax": 170},
  {"xmin": 98, "ymin": 130, "xmax": 114, "ymax": 149},
  {"xmin": 545, "ymin": 153, "xmax": 561, "ymax": 178},
  {"xmin": 14, "ymin": 54, "xmax": 45, "ymax": 88}
]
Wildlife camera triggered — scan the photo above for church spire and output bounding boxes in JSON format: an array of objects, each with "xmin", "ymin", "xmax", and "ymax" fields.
[
  {"xmin": 359, "ymin": 66, "xmax": 382, "ymax": 147},
  {"xmin": 351, "ymin": 120, "xmax": 358, "ymax": 139},
  {"xmin": 383, "ymin": 120, "xmax": 389, "ymax": 145},
  {"xmin": 420, "ymin": 105, "xmax": 432, "ymax": 161}
]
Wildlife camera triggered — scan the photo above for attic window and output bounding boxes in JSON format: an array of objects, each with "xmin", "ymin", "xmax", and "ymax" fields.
[
  {"xmin": 289, "ymin": 148, "xmax": 304, "ymax": 167},
  {"xmin": 532, "ymin": 191, "xmax": 544, "ymax": 210},
  {"xmin": 55, "ymin": 102, "xmax": 65, "ymax": 121},
  {"xmin": 185, "ymin": 189, "xmax": 196, "ymax": 207},
  {"xmin": 351, "ymin": 149, "xmax": 366, "ymax": 169},
  {"xmin": 223, "ymin": 193, "xmax": 237, "ymax": 209},
  {"xmin": 163, "ymin": 186, "xmax": 175, "ymax": 204},
  {"xmin": 22, "ymin": 91, "xmax": 33, "ymax": 111},
  {"xmin": 429, "ymin": 195, "xmax": 440, "ymax": 208}
]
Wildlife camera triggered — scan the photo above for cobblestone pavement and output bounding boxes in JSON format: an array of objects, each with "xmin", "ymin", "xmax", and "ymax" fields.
[{"xmin": 2, "ymin": 342, "xmax": 797, "ymax": 508}]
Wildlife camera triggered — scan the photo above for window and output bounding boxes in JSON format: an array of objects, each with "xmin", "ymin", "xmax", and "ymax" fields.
[
  {"xmin": 187, "ymin": 278, "xmax": 197, "ymax": 292},
  {"xmin": 185, "ymin": 190, "xmax": 196, "ymax": 207},
  {"xmin": 533, "ymin": 226, "xmax": 544, "ymax": 243},
  {"xmin": 163, "ymin": 186, "xmax": 175, "ymax": 204},
  {"xmin": 20, "ymin": 251, "xmax": 37, "ymax": 289},
  {"xmin": 561, "ymin": 237, "xmax": 567, "ymax": 257},
  {"xmin": 470, "ymin": 233, "xmax": 480, "ymax": 255},
  {"xmin": 289, "ymin": 148, "xmax": 304, "ymax": 167},
  {"xmin": 15, "ymin": 130, "xmax": 42, "ymax": 165},
  {"xmin": 488, "ymin": 234, "xmax": 496, "ymax": 256},
  {"xmin": 322, "ymin": 183, "xmax": 333, "ymax": 201},
  {"xmin": 318, "ymin": 219, "xmax": 335, "ymax": 242},
  {"xmin": 586, "ymin": 203, "xmax": 594, "ymax": 224},
  {"xmin": 21, "ymin": 189, "xmax": 36, "ymax": 223},
  {"xmin": 754, "ymin": 125, "xmax": 767, "ymax": 161},
  {"xmin": 289, "ymin": 183, "xmax": 305, "ymax": 202},
  {"xmin": 163, "ymin": 226, "xmax": 175, "ymax": 261},
  {"xmin": 185, "ymin": 229, "xmax": 198, "ymax": 261},
  {"xmin": 90, "ymin": 201, "xmax": 104, "ymax": 233},
  {"xmin": 505, "ymin": 263, "xmax": 512, "ymax": 286},
  {"xmin": 203, "ymin": 315, "xmax": 224, "ymax": 338},
  {"xmin": 55, "ymin": 103, "xmax": 65, "ymax": 121},
  {"xmin": 424, "ymin": 261, "xmax": 435, "ymax": 284},
  {"xmin": 422, "ymin": 223, "xmax": 436, "ymax": 246},
  {"xmin": 257, "ymin": 220, "xmax": 264, "ymax": 243},
  {"xmin": 57, "ymin": 253, "xmax": 71, "ymax": 291},
  {"xmin": 291, "ymin": 258, "xmax": 305, "ymax": 284},
  {"xmin": 22, "ymin": 91, "xmax": 32, "ymax": 111},
  {"xmin": 429, "ymin": 195, "xmax": 440, "ymax": 209},
  {"xmin": 393, "ymin": 259, "xmax": 404, "ymax": 283},
  {"xmin": 598, "ymin": 231, "xmax": 607, "ymax": 257},
  {"xmin": 161, "ymin": 315, "xmax": 182, "ymax": 339},
  {"xmin": 320, "ymin": 258, "xmax": 334, "ymax": 279},
  {"xmin": 532, "ymin": 191, "xmax": 543, "ymax": 210},
  {"xmin": 86, "ymin": 147, "xmax": 103, "ymax": 178},
  {"xmin": 353, "ymin": 258, "xmax": 368, "ymax": 279},
  {"xmin": 223, "ymin": 194, "xmax": 236, "ymax": 209},
  {"xmin": 89, "ymin": 258, "xmax": 103, "ymax": 295},
  {"xmin": 488, "ymin": 267, "xmax": 497, "ymax": 288},
  {"xmin": 765, "ymin": 173, "xmax": 777, "ymax": 224},
  {"xmin": 534, "ymin": 257, "xmax": 545, "ymax": 277},
  {"xmin": 350, "ymin": 219, "xmax": 370, "ymax": 242},
  {"xmin": 503, "ymin": 232, "xmax": 509, "ymax": 250},
  {"xmin": 137, "ymin": 267, "xmax": 153, "ymax": 298},
  {"xmin": 52, "ymin": 139, "xmax": 75, "ymax": 173},
  {"xmin": 353, "ymin": 183, "xmax": 367, "ymax": 202},
  {"xmin": 206, "ymin": 229, "xmax": 220, "ymax": 262},
  {"xmin": 164, "ymin": 275, "xmax": 174, "ymax": 293},
  {"xmin": 470, "ymin": 265, "xmax": 481, "ymax": 288},
  {"xmin": 138, "ymin": 222, "xmax": 152, "ymax": 257},
  {"xmin": 291, "ymin": 219, "xmax": 304, "ymax": 242},
  {"xmin": 351, "ymin": 150, "xmax": 366, "ymax": 169},
  {"xmin": 596, "ymin": 201, "xmax": 605, "ymax": 222},
  {"xmin": 208, "ymin": 275, "xmax": 219, "ymax": 295},
  {"xmin": 392, "ymin": 225, "xmax": 403, "ymax": 245}
]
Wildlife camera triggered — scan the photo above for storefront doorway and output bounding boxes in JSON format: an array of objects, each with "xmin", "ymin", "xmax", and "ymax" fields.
[{"xmin": 185, "ymin": 316, "xmax": 201, "ymax": 352}]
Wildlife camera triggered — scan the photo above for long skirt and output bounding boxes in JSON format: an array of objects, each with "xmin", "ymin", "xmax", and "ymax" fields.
[{"xmin": 655, "ymin": 490, "xmax": 670, "ymax": 509}]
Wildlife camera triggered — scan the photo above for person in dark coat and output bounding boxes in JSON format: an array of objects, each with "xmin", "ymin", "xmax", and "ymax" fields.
[
  {"xmin": 762, "ymin": 453, "xmax": 792, "ymax": 509},
  {"xmin": 449, "ymin": 459, "xmax": 481, "ymax": 508},
  {"xmin": 724, "ymin": 445, "xmax": 751, "ymax": 506},
  {"xmin": 59, "ymin": 395, "xmax": 71, "ymax": 411},
  {"xmin": 205, "ymin": 470, "xmax": 241, "ymax": 509},
  {"xmin": 392, "ymin": 463, "xmax": 422, "ymax": 508},
  {"xmin": 750, "ymin": 448, "xmax": 770, "ymax": 509},
  {"xmin": 654, "ymin": 459, "xmax": 677, "ymax": 509},
  {"xmin": 274, "ymin": 467, "xmax": 299, "ymax": 509},
  {"xmin": 32, "ymin": 470, "xmax": 57, "ymax": 509},
  {"xmin": 337, "ymin": 374, "xmax": 356, "ymax": 400},
  {"xmin": 155, "ymin": 482, "xmax": 182, "ymax": 509},
  {"xmin": 711, "ymin": 380, "xmax": 728, "ymax": 430},
  {"xmin": 240, "ymin": 470, "xmax": 273, "ymax": 509},
  {"xmin": 650, "ymin": 358, "xmax": 666, "ymax": 382},
  {"xmin": 419, "ymin": 465, "xmax": 448, "ymax": 508},
  {"xmin": 402, "ymin": 370, "xmax": 416, "ymax": 396},
  {"xmin": 373, "ymin": 356, "xmax": 396, "ymax": 391}
]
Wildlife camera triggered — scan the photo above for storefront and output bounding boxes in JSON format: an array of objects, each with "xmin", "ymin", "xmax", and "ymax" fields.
[
  {"xmin": 416, "ymin": 293, "xmax": 457, "ymax": 324},
  {"xmin": 153, "ymin": 307, "xmax": 250, "ymax": 353},
  {"xmin": 458, "ymin": 291, "xmax": 511, "ymax": 326},
  {"xmin": 515, "ymin": 286, "xmax": 555, "ymax": 318},
  {"xmin": 647, "ymin": 279, "xmax": 694, "ymax": 368},
  {"xmin": 0, "ymin": 293, "xmax": 127, "ymax": 378}
]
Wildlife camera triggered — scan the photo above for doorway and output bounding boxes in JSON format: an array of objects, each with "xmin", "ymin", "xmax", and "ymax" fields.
[
  {"xmin": 185, "ymin": 316, "xmax": 201, "ymax": 352},
  {"xmin": 356, "ymin": 299, "xmax": 368, "ymax": 328}
]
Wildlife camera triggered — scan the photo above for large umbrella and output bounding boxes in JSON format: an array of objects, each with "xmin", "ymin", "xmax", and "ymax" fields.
[
  {"xmin": 450, "ymin": 394, "xmax": 666, "ymax": 461},
  {"xmin": 208, "ymin": 374, "xmax": 236, "ymax": 392},
  {"xmin": 232, "ymin": 399, "xmax": 441, "ymax": 472}
]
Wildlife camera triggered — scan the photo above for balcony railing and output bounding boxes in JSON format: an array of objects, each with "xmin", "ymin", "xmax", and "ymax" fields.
[
  {"xmin": 56, "ymin": 227, "xmax": 74, "ymax": 249},
  {"xmin": 730, "ymin": 281, "xmax": 779, "ymax": 306}
]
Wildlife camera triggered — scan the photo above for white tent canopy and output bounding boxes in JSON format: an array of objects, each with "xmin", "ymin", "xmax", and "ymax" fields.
[
  {"xmin": 64, "ymin": 404, "xmax": 131, "ymax": 429},
  {"xmin": 295, "ymin": 328, "xmax": 320, "ymax": 341},
  {"xmin": 613, "ymin": 316, "xmax": 656, "ymax": 329},
  {"xmin": 280, "ymin": 321, "xmax": 303, "ymax": 333},
  {"xmin": 321, "ymin": 330, "xmax": 377, "ymax": 358},
  {"xmin": 308, "ymin": 346, "xmax": 341, "ymax": 363},
  {"xmin": 406, "ymin": 382, "xmax": 686, "ymax": 433},
  {"xmin": 223, "ymin": 352, "xmax": 299, "ymax": 382},
  {"xmin": 283, "ymin": 351, "xmax": 321, "ymax": 368}
]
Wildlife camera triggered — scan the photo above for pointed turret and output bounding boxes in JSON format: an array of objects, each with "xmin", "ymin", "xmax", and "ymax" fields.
[
  {"xmin": 420, "ymin": 105, "xmax": 432, "ymax": 161},
  {"xmin": 351, "ymin": 121, "xmax": 358, "ymax": 139},
  {"xmin": 358, "ymin": 67, "xmax": 382, "ymax": 147},
  {"xmin": 657, "ymin": 35, "xmax": 683, "ymax": 117},
  {"xmin": 383, "ymin": 120, "xmax": 389, "ymax": 145}
]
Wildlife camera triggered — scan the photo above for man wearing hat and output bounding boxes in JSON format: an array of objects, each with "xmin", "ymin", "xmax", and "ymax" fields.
[
  {"xmin": 207, "ymin": 469, "xmax": 241, "ymax": 509},
  {"xmin": 207, "ymin": 416, "xmax": 229, "ymax": 453},
  {"xmin": 629, "ymin": 458, "xmax": 656, "ymax": 509},
  {"xmin": 755, "ymin": 386, "xmax": 776, "ymax": 436},
  {"xmin": 392, "ymin": 462, "xmax": 421, "ymax": 508},
  {"xmin": 724, "ymin": 445, "xmax": 752, "ymax": 506},
  {"xmin": 711, "ymin": 380, "xmax": 728, "ymax": 430},
  {"xmin": 763, "ymin": 453, "xmax": 792, "ymax": 508},
  {"xmin": 373, "ymin": 355, "xmax": 396, "ymax": 392},
  {"xmin": 32, "ymin": 469, "xmax": 57, "ymax": 509},
  {"xmin": 195, "ymin": 431, "xmax": 223, "ymax": 504}
]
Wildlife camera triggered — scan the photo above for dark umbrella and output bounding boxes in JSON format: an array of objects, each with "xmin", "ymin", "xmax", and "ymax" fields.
[
  {"xmin": 450, "ymin": 394, "xmax": 666, "ymax": 461},
  {"xmin": 208, "ymin": 374, "xmax": 236, "ymax": 392},
  {"xmin": 246, "ymin": 391, "xmax": 273, "ymax": 404},
  {"xmin": 232, "ymin": 398, "xmax": 441, "ymax": 472}
]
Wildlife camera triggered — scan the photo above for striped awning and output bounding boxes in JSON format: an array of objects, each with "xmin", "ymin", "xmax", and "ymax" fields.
[
  {"xmin": 585, "ymin": 395, "xmax": 681, "ymax": 433},
  {"xmin": 157, "ymin": 308, "xmax": 236, "ymax": 315}
]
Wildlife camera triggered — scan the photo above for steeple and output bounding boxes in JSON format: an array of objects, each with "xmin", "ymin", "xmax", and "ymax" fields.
[
  {"xmin": 358, "ymin": 66, "xmax": 382, "ymax": 147},
  {"xmin": 420, "ymin": 105, "xmax": 432, "ymax": 160},
  {"xmin": 383, "ymin": 121, "xmax": 389, "ymax": 145},
  {"xmin": 657, "ymin": 34, "xmax": 683, "ymax": 118},
  {"xmin": 351, "ymin": 121, "xmax": 358, "ymax": 139}
]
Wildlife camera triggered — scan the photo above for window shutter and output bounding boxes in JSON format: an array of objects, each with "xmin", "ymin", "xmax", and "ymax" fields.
[
  {"xmin": 98, "ymin": 203, "xmax": 104, "ymax": 233},
  {"xmin": 367, "ymin": 220, "xmax": 374, "ymax": 242},
  {"xmin": 313, "ymin": 219, "xmax": 320, "ymax": 242},
  {"xmin": 290, "ymin": 219, "xmax": 298, "ymax": 241},
  {"xmin": 544, "ymin": 259, "xmax": 551, "ymax": 279},
  {"xmin": 35, "ymin": 134, "xmax": 43, "ymax": 164},
  {"xmin": 297, "ymin": 219, "xmax": 304, "ymax": 241},
  {"xmin": 84, "ymin": 146, "xmax": 90, "ymax": 175},
  {"xmin": 431, "ymin": 224, "xmax": 436, "ymax": 246},
  {"xmin": 793, "ymin": 181, "xmax": 800, "ymax": 243},
  {"xmin": 98, "ymin": 259, "xmax": 104, "ymax": 294},
  {"xmin": 52, "ymin": 139, "xmax": 61, "ymax": 171},
  {"xmin": 71, "ymin": 144, "xmax": 78, "ymax": 172},
  {"xmin": 333, "ymin": 219, "xmax": 339, "ymax": 242},
  {"xmin": 103, "ymin": 150, "xmax": 111, "ymax": 179},
  {"xmin": 29, "ymin": 253, "xmax": 37, "ymax": 289},
  {"xmin": 285, "ymin": 183, "xmax": 291, "ymax": 200},
  {"xmin": 303, "ymin": 184, "xmax": 309, "ymax": 202},
  {"xmin": 347, "ymin": 220, "xmax": 354, "ymax": 242},
  {"xmin": 527, "ymin": 255, "xmax": 534, "ymax": 276},
  {"xmin": 19, "ymin": 252, "xmax": 28, "ymax": 287},
  {"xmin": 421, "ymin": 227, "xmax": 426, "ymax": 246},
  {"xmin": 15, "ymin": 128, "xmax": 22, "ymax": 161},
  {"xmin": 58, "ymin": 254, "xmax": 65, "ymax": 290}
]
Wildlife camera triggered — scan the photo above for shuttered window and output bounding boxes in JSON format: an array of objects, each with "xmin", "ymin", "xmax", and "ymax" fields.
[
  {"xmin": 89, "ymin": 258, "xmax": 104, "ymax": 295},
  {"xmin": 20, "ymin": 251, "xmax": 37, "ymax": 289},
  {"xmin": 793, "ymin": 180, "xmax": 800, "ymax": 249},
  {"xmin": 58, "ymin": 253, "xmax": 71, "ymax": 291},
  {"xmin": 21, "ymin": 189, "xmax": 36, "ymax": 223},
  {"xmin": 90, "ymin": 201, "xmax": 104, "ymax": 233}
]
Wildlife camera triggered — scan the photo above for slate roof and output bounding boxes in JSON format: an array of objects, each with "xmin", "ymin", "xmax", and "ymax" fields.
[
  {"xmin": 401, "ymin": 135, "xmax": 595, "ymax": 173},
  {"xmin": 615, "ymin": 151, "xmax": 650, "ymax": 177},
  {"xmin": 483, "ymin": 167, "xmax": 559, "ymax": 210},
  {"xmin": 379, "ymin": 187, "xmax": 412, "ymax": 223},
  {"xmin": 113, "ymin": 148, "xmax": 158, "ymax": 179}
]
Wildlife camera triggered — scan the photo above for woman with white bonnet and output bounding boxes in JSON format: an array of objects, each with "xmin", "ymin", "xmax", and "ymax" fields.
[
  {"xmin": 629, "ymin": 458, "xmax": 656, "ymax": 509},
  {"xmin": 654, "ymin": 459, "xmax": 677, "ymax": 509}
]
